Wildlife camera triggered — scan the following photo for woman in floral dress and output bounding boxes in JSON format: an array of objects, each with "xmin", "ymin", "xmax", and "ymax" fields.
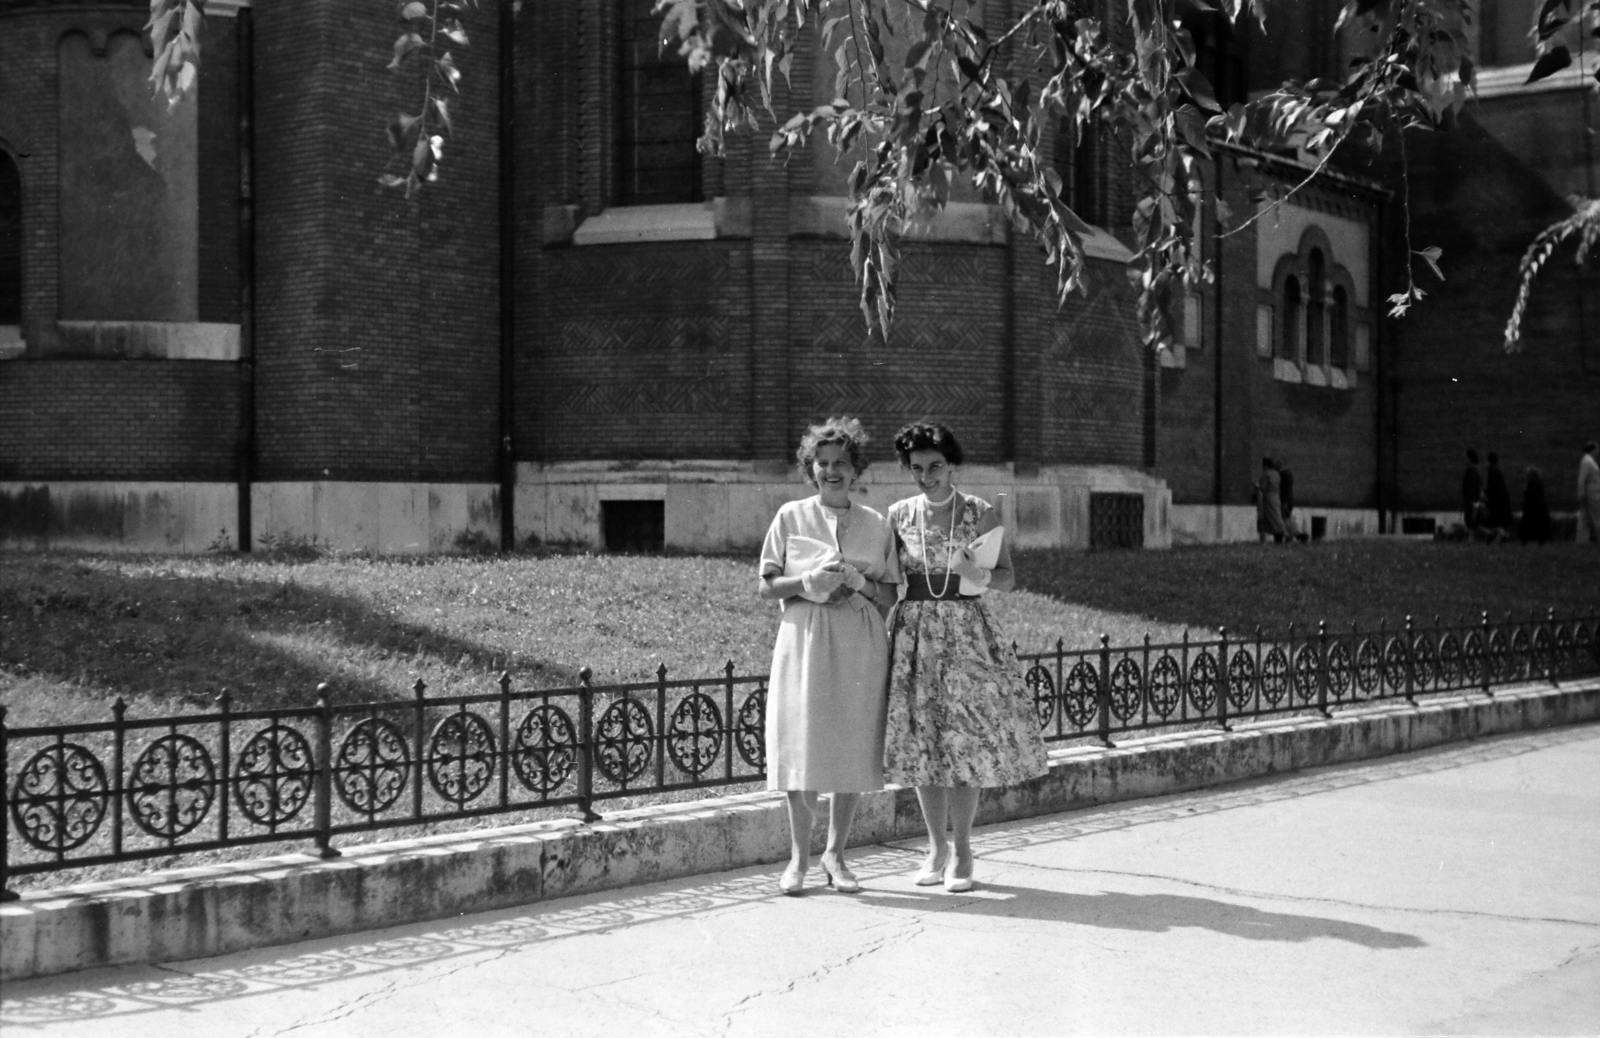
[{"xmin": 884, "ymin": 422, "xmax": 1048, "ymax": 892}]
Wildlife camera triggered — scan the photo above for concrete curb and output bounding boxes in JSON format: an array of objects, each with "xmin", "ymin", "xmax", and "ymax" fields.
[{"xmin": 4, "ymin": 679, "xmax": 1597, "ymax": 981}]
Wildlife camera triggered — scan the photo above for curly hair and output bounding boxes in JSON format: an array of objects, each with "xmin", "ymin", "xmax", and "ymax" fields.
[
  {"xmin": 797, "ymin": 416, "xmax": 871, "ymax": 485},
  {"xmin": 892, "ymin": 421, "xmax": 964, "ymax": 467}
]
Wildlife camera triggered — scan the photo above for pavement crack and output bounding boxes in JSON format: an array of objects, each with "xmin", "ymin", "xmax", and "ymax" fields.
[{"xmin": 719, "ymin": 922, "xmax": 926, "ymax": 1032}]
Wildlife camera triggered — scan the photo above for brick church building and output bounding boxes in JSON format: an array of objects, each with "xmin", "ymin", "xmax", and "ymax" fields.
[{"xmin": 0, "ymin": 0, "xmax": 1593, "ymax": 553}]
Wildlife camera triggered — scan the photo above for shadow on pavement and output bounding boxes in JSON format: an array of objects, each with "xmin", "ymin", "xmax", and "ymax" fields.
[{"xmin": 861, "ymin": 885, "xmax": 1425, "ymax": 949}]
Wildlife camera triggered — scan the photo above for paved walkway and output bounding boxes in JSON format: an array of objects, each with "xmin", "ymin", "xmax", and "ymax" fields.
[{"xmin": 5, "ymin": 724, "xmax": 1600, "ymax": 1036}]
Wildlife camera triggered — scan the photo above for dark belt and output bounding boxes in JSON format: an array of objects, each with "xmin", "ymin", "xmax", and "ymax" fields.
[{"xmin": 902, "ymin": 573, "xmax": 979, "ymax": 602}]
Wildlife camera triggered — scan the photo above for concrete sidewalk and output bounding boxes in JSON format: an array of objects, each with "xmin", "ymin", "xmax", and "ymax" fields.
[{"xmin": 4, "ymin": 723, "xmax": 1599, "ymax": 1036}]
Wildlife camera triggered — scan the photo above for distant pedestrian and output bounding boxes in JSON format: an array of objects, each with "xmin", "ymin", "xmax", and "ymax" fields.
[
  {"xmin": 1579, "ymin": 441, "xmax": 1600, "ymax": 544},
  {"xmin": 1462, "ymin": 448, "xmax": 1483, "ymax": 537},
  {"xmin": 1255, "ymin": 457, "xmax": 1288, "ymax": 544},
  {"xmin": 1279, "ymin": 462, "xmax": 1303, "ymax": 542},
  {"xmin": 1484, "ymin": 452, "xmax": 1514, "ymax": 541},
  {"xmin": 758, "ymin": 417, "xmax": 901, "ymax": 896},
  {"xmin": 1518, "ymin": 468, "xmax": 1552, "ymax": 545}
]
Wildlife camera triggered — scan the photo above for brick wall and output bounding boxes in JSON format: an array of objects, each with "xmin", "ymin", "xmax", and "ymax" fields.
[
  {"xmin": 0, "ymin": 4, "xmax": 244, "ymax": 483},
  {"xmin": 1394, "ymin": 98, "xmax": 1600, "ymax": 513},
  {"xmin": 0, "ymin": 360, "xmax": 238, "ymax": 480},
  {"xmin": 0, "ymin": 8, "xmax": 71, "ymax": 349},
  {"xmin": 521, "ymin": 4, "xmax": 1151, "ymax": 471},
  {"xmin": 252, "ymin": 0, "xmax": 500, "ymax": 483}
]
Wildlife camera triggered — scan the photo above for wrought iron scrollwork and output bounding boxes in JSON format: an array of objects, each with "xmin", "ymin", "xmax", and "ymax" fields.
[
  {"xmin": 1260, "ymin": 646, "xmax": 1290, "ymax": 706},
  {"xmin": 1412, "ymin": 636, "xmax": 1437, "ymax": 689},
  {"xmin": 511, "ymin": 704, "xmax": 578, "ymax": 795},
  {"xmin": 10, "ymin": 742, "xmax": 109, "ymax": 853},
  {"xmin": 1187, "ymin": 650, "xmax": 1218, "ymax": 713},
  {"xmin": 1291, "ymin": 645, "xmax": 1319, "ymax": 704},
  {"xmin": 336, "ymin": 718, "xmax": 411, "ymax": 815},
  {"xmin": 1437, "ymin": 633, "xmax": 1463, "ymax": 688},
  {"xmin": 1063, "ymin": 660, "xmax": 1098, "ymax": 727},
  {"xmin": 595, "ymin": 697, "xmax": 654, "ymax": 784},
  {"xmin": 1462, "ymin": 631, "xmax": 1485, "ymax": 686},
  {"xmin": 666, "ymin": 693, "xmax": 723, "ymax": 778},
  {"xmin": 1325, "ymin": 641, "xmax": 1352, "ymax": 700},
  {"xmin": 1508, "ymin": 627, "xmax": 1533, "ymax": 681},
  {"xmin": 1026, "ymin": 665, "xmax": 1055, "ymax": 729},
  {"xmin": 1487, "ymin": 628, "xmax": 1511, "ymax": 684},
  {"xmin": 127, "ymin": 733, "xmax": 216, "ymax": 839},
  {"xmin": 428, "ymin": 711, "xmax": 497, "ymax": 806},
  {"xmin": 1382, "ymin": 638, "xmax": 1408, "ymax": 693},
  {"xmin": 1147, "ymin": 654, "xmax": 1182, "ymax": 718},
  {"xmin": 736, "ymin": 686, "xmax": 766, "ymax": 768},
  {"xmin": 234, "ymin": 723, "xmax": 314, "ymax": 827},
  {"xmin": 1108, "ymin": 658, "xmax": 1142, "ymax": 722},
  {"xmin": 1226, "ymin": 650, "xmax": 1256, "ymax": 710},
  {"xmin": 1354, "ymin": 638, "xmax": 1382, "ymax": 696}
]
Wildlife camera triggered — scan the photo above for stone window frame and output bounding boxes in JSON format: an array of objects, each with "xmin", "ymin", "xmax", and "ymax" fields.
[
  {"xmin": 568, "ymin": 1, "xmax": 723, "ymax": 246},
  {"xmin": 1264, "ymin": 227, "xmax": 1366, "ymax": 390}
]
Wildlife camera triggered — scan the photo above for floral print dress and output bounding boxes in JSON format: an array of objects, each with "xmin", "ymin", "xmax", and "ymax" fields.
[{"xmin": 883, "ymin": 494, "xmax": 1049, "ymax": 788}]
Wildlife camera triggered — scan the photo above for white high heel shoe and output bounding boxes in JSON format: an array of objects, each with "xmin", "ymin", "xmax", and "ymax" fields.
[
  {"xmin": 778, "ymin": 864, "xmax": 807, "ymax": 896},
  {"xmin": 913, "ymin": 852, "xmax": 948, "ymax": 887},
  {"xmin": 943, "ymin": 856, "xmax": 975, "ymax": 893}
]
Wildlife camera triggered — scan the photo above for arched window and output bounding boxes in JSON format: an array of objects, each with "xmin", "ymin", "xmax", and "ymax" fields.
[
  {"xmin": 1331, "ymin": 284, "xmax": 1350, "ymax": 369},
  {"xmin": 1305, "ymin": 249, "xmax": 1326, "ymax": 367},
  {"xmin": 0, "ymin": 150, "xmax": 19, "ymax": 328},
  {"xmin": 1280, "ymin": 275, "xmax": 1302, "ymax": 361}
]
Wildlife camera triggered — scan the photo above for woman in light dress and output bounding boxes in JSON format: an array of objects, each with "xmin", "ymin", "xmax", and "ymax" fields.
[
  {"xmin": 883, "ymin": 422, "xmax": 1048, "ymax": 892},
  {"xmin": 759, "ymin": 417, "xmax": 900, "ymax": 895}
]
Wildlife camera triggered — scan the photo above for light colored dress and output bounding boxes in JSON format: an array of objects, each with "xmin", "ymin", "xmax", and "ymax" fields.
[
  {"xmin": 1579, "ymin": 453, "xmax": 1600, "ymax": 543},
  {"xmin": 883, "ymin": 494, "xmax": 1049, "ymax": 788},
  {"xmin": 760, "ymin": 496, "xmax": 900, "ymax": 792}
]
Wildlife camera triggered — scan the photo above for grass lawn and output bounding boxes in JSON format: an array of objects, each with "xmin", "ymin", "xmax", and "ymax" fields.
[{"xmin": 2, "ymin": 539, "xmax": 1595, "ymax": 730}]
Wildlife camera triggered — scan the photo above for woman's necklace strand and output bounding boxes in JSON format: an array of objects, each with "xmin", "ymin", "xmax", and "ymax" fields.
[{"xmin": 917, "ymin": 493, "xmax": 959, "ymax": 598}]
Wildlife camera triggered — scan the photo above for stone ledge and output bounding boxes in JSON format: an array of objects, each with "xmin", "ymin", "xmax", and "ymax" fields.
[{"xmin": 3, "ymin": 679, "xmax": 1595, "ymax": 981}]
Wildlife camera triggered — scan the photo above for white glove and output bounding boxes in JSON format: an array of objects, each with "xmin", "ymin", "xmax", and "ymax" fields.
[
  {"xmin": 837, "ymin": 563, "xmax": 867, "ymax": 592},
  {"xmin": 801, "ymin": 566, "xmax": 847, "ymax": 595}
]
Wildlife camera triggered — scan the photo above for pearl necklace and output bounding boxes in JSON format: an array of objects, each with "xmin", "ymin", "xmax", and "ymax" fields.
[{"xmin": 917, "ymin": 492, "xmax": 959, "ymax": 599}]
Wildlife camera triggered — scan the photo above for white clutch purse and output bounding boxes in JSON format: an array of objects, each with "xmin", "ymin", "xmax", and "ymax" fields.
[
  {"xmin": 783, "ymin": 535, "xmax": 843, "ymax": 603},
  {"xmin": 960, "ymin": 525, "xmax": 1005, "ymax": 596}
]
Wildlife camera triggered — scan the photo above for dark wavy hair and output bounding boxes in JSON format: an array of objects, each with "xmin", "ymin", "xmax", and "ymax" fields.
[
  {"xmin": 797, "ymin": 417, "xmax": 871, "ymax": 486},
  {"xmin": 893, "ymin": 422, "xmax": 964, "ymax": 467}
]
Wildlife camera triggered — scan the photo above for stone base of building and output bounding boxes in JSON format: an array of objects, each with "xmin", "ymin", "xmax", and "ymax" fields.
[
  {"xmin": 0, "ymin": 467, "xmax": 1174, "ymax": 554},
  {"xmin": 513, "ymin": 461, "xmax": 1172, "ymax": 552},
  {"xmin": 0, "ymin": 482, "xmax": 499, "ymax": 555},
  {"xmin": 1170, "ymin": 504, "xmax": 1381, "ymax": 545}
]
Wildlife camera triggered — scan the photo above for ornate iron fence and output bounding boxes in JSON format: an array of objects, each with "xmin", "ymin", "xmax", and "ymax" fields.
[
  {"xmin": 4, "ymin": 609, "xmax": 1597, "ymax": 896},
  {"xmin": 1019, "ymin": 609, "xmax": 1600, "ymax": 744}
]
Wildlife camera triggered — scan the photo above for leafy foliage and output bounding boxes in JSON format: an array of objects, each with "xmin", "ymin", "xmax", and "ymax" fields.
[
  {"xmin": 381, "ymin": 0, "xmax": 476, "ymax": 197},
  {"xmin": 146, "ymin": 0, "xmax": 204, "ymax": 105},
  {"xmin": 1502, "ymin": 0, "xmax": 1600, "ymax": 350},
  {"xmin": 654, "ymin": 0, "xmax": 1488, "ymax": 346}
]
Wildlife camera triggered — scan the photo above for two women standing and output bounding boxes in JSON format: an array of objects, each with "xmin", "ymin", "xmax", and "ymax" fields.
[{"xmin": 759, "ymin": 417, "xmax": 1047, "ymax": 896}]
